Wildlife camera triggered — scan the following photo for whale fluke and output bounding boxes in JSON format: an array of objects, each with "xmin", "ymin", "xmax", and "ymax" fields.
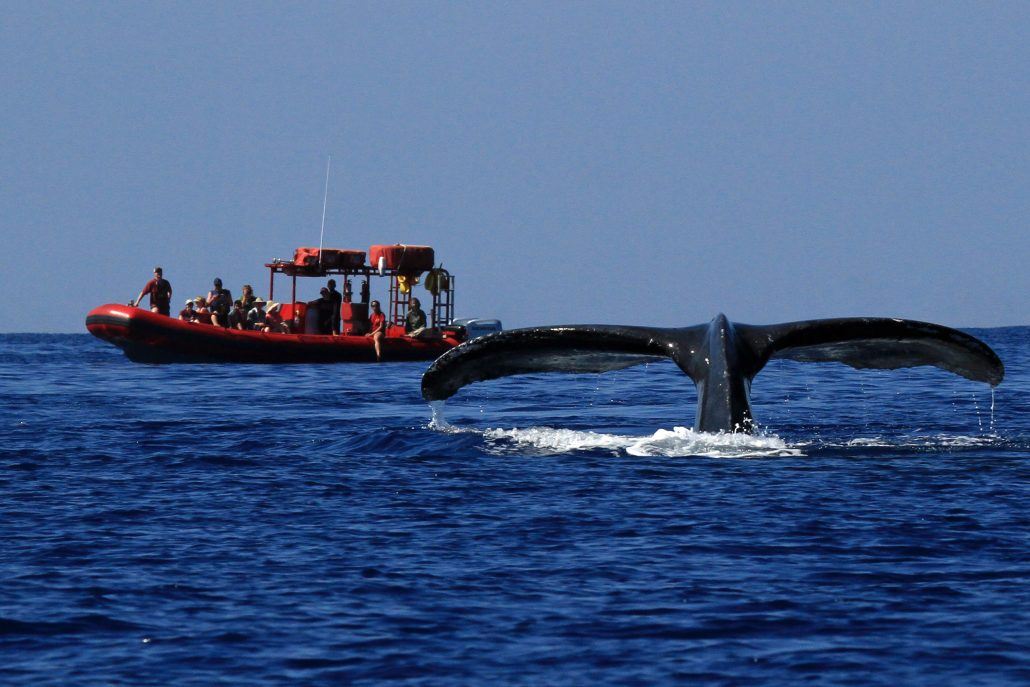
[
  {"xmin": 422, "ymin": 315, "xmax": 1004, "ymax": 433},
  {"xmin": 737, "ymin": 318, "xmax": 1004, "ymax": 386}
]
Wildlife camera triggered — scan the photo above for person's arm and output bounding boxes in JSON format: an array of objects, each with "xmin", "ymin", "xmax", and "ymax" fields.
[{"xmin": 132, "ymin": 280, "xmax": 150, "ymax": 308}]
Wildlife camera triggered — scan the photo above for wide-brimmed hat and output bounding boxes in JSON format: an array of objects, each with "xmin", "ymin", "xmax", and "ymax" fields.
[
  {"xmin": 193, "ymin": 296, "xmax": 206, "ymax": 305},
  {"xmin": 266, "ymin": 301, "xmax": 281, "ymax": 313},
  {"xmin": 251, "ymin": 297, "xmax": 266, "ymax": 306},
  {"xmin": 184, "ymin": 299, "xmax": 194, "ymax": 306}
]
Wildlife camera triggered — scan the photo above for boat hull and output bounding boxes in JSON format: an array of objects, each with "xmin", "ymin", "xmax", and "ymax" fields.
[{"xmin": 86, "ymin": 304, "xmax": 460, "ymax": 363}]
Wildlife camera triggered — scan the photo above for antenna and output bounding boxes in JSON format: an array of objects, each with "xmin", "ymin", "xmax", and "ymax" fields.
[{"xmin": 318, "ymin": 155, "xmax": 331, "ymax": 269}]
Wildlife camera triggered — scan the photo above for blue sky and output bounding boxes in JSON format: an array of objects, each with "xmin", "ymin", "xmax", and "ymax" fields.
[{"xmin": 1, "ymin": 1, "xmax": 1026, "ymax": 332}]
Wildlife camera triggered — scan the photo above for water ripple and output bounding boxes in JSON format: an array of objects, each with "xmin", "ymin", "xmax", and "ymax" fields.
[{"xmin": 0, "ymin": 331, "xmax": 1026, "ymax": 685}]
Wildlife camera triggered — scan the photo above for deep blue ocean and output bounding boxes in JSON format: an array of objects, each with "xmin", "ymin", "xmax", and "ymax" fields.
[{"xmin": 1, "ymin": 328, "xmax": 1027, "ymax": 686}]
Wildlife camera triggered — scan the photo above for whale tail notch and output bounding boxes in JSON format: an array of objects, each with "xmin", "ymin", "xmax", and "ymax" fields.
[{"xmin": 421, "ymin": 316, "xmax": 1003, "ymax": 432}]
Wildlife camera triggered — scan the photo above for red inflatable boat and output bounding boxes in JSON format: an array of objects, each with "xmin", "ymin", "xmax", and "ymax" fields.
[{"xmin": 86, "ymin": 244, "xmax": 498, "ymax": 364}]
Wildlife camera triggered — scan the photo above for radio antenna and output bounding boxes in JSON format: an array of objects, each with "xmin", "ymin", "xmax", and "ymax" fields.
[{"xmin": 318, "ymin": 155, "xmax": 332, "ymax": 269}]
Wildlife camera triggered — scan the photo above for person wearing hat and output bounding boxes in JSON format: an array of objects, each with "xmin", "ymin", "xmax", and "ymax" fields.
[
  {"xmin": 132, "ymin": 267, "xmax": 172, "ymax": 316},
  {"xmin": 192, "ymin": 297, "xmax": 211, "ymax": 323},
  {"xmin": 246, "ymin": 298, "xmax": 267, "ymax": 331},
  {"xmin": 263, "ymin": 301, "xmax": 287, "ymax": 333},
  {"xmin": 178, "ymin": 298, "xmax": 196, "ymax": 322}
]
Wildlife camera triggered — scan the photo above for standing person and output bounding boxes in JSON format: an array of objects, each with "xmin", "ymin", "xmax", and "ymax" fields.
[
  {"xmin": 366, "ymin": 300, "xmax": 386, "ymax": 362},
  {"xmin": 206, "ymin": 278, "xmax": 233, "ymax": 327},
  {"xmin": 326, "ymin": 279, "xmax": 343, "ymax": 335},
  {"xmin": 132, "ymin": 267, "xmax": 172, "ymax": 316},
  {"xmin": 405, "ymin": 297, "xmax": 427, "ymax": 337}
]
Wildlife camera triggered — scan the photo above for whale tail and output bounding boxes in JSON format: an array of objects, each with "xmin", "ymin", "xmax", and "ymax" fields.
[
  {"xmin": 735, "ymin": 318, "xmax": 1003, "ymax": 385},
  {"xmin": 421, "ymin": 316, "xmax": 1003, "ymax": 432}
]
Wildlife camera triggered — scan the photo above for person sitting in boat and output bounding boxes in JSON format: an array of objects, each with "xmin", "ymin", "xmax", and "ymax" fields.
[
  {"xmin": 263, "ymin": 302, "xmax": 289, "ymax": 333},
  {"xmin": 245, "ymin": 296, "xmax": 267, "ymax": 329},
  {"xmin": 310, "ymin": 287, "xmax": 336, "ymax": 335},
  {"xmin": 228, "ymin": 299, "xmax": 247, "ymax": 330},
  {"xmin": 246, "ymin": 298, "xmax": 266, "ymax": 330},
  {"xmin": 206, "ymin": 278, "xmax": 233, "ymax": 327},
  {"xmin": 326, "ymin": 279, "xmax": 343, "ymax": 334},
  {"xmin": 239, "ymin": 284, "xmax": 256, "ymax": 313},
  {"xmin": 405, "ymin": 297, "xmax": 428, "ymax": 338},
  {"xmin": 192, "ymin": 296, "xmax": 211, "ymax": 323},
  {"xmin": 178, "ymin": 299, "xmax": 196, "ymax": 322},
  {"xmin": 132, "ymin": 267, "xmax": 172, "ymax": 316},
  {"xmin": 367, "ymin": 300, "xmax": 386, "ymax": 362}
]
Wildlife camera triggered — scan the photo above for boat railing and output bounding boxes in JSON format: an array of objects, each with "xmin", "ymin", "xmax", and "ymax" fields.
[{"xmin": 264, "ymin": 260, "xmax": 455, "ymax": 331}]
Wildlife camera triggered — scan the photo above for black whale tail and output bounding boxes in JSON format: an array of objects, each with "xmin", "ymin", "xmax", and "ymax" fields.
[{"xmin": 421, "ymin": 316, "xmax": 1004, "ymax": 433}]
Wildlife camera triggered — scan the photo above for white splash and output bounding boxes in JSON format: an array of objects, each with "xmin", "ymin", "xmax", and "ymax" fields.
[
  {"xmin": 428, "ymin": 401, "xmax": 457, "ymax": 432},
  {"xmin": 842, "ymin": 434, "xmax": 999, "ymax": 449},
  {"xmin": 427, "ymin": 398, "xmax": 801, "ymax": 457},
  {"xmin": 624, "ymin": 426, "xmax": 800, "ymax": 457},
  {"xmin": 472, "ymin": 423, "xmax": 799, "ymax": 458}
]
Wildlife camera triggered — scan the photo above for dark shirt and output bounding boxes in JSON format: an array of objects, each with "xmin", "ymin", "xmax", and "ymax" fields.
[
  {"xmin": 246, "ymin": 308, "xmax": 266, "ymax": 329},
  {"xmin": 228, "ymin": 307, "xmax": 247, "ymax": 330},
  {"xmin": 308, "ymin": 297, "xmax": 334, "ymax": 335},
  {"xmin": 405, "ymin": 307, "xmax": 427, "ymax": 333},
  {"xmin": 141, "ymin": 278, "xmax": 172, "ymax": 308},
  {"xmin": 207, "ymin": 289, "xmax": 233, "ymax": 324},
  {"xmin": 207, "ymin": 288, "xmax": 231, "ymax": 308},
  {"xmin": 327, "ymin": 288, "xmax": 343, "ymax": 334}
]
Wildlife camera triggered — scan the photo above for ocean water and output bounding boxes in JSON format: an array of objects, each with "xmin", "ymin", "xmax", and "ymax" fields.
[{"xmin": 0, "ymin": 328, "xmax": 1027, "ymax": 686}]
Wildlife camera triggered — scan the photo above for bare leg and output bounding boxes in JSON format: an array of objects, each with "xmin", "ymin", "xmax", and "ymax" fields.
[{"xmin": 372, "ymin": 331, "xmax": 383, "ymax": 361}]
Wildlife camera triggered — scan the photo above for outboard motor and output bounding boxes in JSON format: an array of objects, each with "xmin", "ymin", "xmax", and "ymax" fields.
[{"xmin": 451, "ymin": 318, "xmax": 503, "ymax": 341}]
